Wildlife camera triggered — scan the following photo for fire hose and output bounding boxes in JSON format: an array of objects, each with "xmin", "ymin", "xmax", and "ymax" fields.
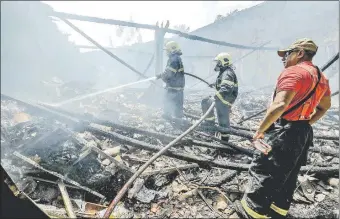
[
  {"xmin": 183, "ymin": 72, "xmax": 212, "ymax": 87},
  {"xmin": 102, "ymin": 101, "xmax": 216, "ymax": 218}
]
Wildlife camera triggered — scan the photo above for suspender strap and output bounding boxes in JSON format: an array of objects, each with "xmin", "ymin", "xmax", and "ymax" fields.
[{"xmin": 281, "ymin": 65, "xmax": 321, "ymax": 117}]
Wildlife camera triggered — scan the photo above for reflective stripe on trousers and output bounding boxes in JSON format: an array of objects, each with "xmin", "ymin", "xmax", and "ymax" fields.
[
  {"xmin": 201, "ymin": 97, "xmax": 231, "ymax": 129},
  {"xmin": 241, "ymin": 199, "xmax": 268, "ymax": 218},
  {"xmin": 270, "ymin": 203, "xmax": 288, "ymax": 216},
  {"xmin": 215, "ymin": 92, "xmax": 232, "ymax": 106},
  {"xmin": 166, "ymin": 87, "xmax": 184, "ymax": 91},
  {"xmin": 205, "ymin": 116, "xmax": 215, "ymax": 121}
]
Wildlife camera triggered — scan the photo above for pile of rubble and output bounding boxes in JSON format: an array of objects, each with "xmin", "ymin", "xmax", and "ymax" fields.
[{"xmin": 1, "ymin": 88, "xmax": 339, "ymax": 218}]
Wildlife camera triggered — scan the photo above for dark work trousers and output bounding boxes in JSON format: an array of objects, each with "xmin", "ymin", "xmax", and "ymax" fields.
[
  {"xmin": 201, "ymin": 97, "xmax": 231, "ymax": 141},
  {"xmin": 163, "ymin": 88, "xmax": 184, "ymax": 119},
  {"xmin": 241, "ymin": 119, "xmax": 313, "ymax": 218}
]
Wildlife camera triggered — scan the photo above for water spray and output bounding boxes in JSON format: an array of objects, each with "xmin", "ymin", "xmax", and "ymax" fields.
[{"xmin": 48, "ymin": 76, "xmax": 157, "ymax": 107}]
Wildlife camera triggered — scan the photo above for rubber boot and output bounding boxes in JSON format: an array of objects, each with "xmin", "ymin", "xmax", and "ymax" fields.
[
  {"xmin": 221, "ymin": 136, "xmax": 230, "ymax": 143},
  {"xmin": 268, "ymin": 208, "xmax": 286, "ymax": 218}
]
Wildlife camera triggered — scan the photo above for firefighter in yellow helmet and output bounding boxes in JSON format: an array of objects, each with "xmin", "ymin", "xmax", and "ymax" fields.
[
  {"xmin": 201, "ymin": 52, "xmax": 238, "ymax": 142},
  {"xmin": 156, "ymin": 41, "xmax": 185, "ymax": 120}
]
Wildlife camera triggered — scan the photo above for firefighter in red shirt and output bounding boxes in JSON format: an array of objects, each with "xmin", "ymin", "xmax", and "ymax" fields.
[{"xmin": 234, "ymin": 38, "xmax": 332, "ymax": 218}]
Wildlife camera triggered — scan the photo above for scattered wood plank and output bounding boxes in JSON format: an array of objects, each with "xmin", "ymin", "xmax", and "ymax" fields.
[{"xmin": 57, "ymin": 180, "xmax": 77, "ymax": 218}]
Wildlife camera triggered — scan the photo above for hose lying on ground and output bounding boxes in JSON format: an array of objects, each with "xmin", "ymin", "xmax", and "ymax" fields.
[{"xmin": 103, "ymin": 101, "xmax": 216, "ymax": 218}]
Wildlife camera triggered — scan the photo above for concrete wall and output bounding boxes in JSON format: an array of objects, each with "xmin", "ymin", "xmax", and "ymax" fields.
[{"xmin": 84, "ymin": 1, "xmax": 339, "ymax": 93}]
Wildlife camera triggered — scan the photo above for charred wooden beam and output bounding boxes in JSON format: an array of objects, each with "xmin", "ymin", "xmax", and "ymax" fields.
[
  {"xmin": 313, "ymin": 134, "xmax": 339, "ymax": 141},
  {"xmin": 191, "ymin": 139, "xmax": 246, "ymax": 154},
  {"xmin": 86, "ymin": 116, "xmax": 250, "ymax": 155},
  {"xmin": 194, "ymin": 131, "xmax": 254, "ymax": 156},
  {"xmin": 300, "ymin": 165, "xmax": 339, "ymax": 175},
  {"xmin": 61, "ymin": 127, "xmax": 134, "ymax": 174},
  {"xmin": 89, "ymin": 115, "xmax": 235, "ymax": 154},
  {"xmin": 200, "ymin": 125, "xmax": 253, "ymax": 139},
  {"xmin": 51, "ymin": 12, "xmax": 278, "ymax": 51},
  {"xmin": 87, "ymin": 125, "xmax": 212, "ymax": 166},
  {"xmin": 4, "ymin": 95, "xmax": 338, "ymax": 176},
  {"xmin": 57, "ymin": 180, "xmax": 76, "ymax": 218},
  {"xmin": 37, "ymin": 104, "xmax": 245, "ymax": 154},
  {"xmin": 13, "ymin": 151, "xmax": 106, "ymax": 200},
  {"xmin": 202, "ymin": 124, "xmax": 339, "ymax": 144},
  {"xmin": 309, "ymin": 146, "xmax": 338, "ymax": 157},
  {"xmin": 212, "ymin": 160, "xmax": 339, "ymax": 175},
  {"xmin": 86, "ymin": 117, "xmax": 248, "ymax": 155},
  {"xmin": 237, "ymin": 109, "xmax": 266, "ymax": 124},
  {"xmin": 6, "ymin": 95, "xmax": 337, "ymax": 159},
  {"xmin": 184, "ymin": 112, "xmax": 257, "ymax": 132},
  {"xmin": 87, "ymin": 125, "xmax": 339, "ymax": 175},
  {"xmin": 229, "ymin": 124, "xmax": 257, "ymax": 132},
  {"xmin": 30, "ymin": 177, "xmax": 81, "ymax": 190},
  {"xmin": 141, "ymin": 164, "xmax": 199, "ymax": 177},
  {"xmin": 103, "ymin": 102, "xmax": 217, "ymax": 217},
  {"xmin": 14, "ymin": 96, "xmax": 338, "ymax": 158}
]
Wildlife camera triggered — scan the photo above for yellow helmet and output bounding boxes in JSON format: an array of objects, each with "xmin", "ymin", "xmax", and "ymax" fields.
[
  {"xmin": 213, "ymin": 52, "xmax": 232, "ymax": 67},
  {"xmin": 164, "ymin": 41, "xmax": 181, "ymax": 54}
]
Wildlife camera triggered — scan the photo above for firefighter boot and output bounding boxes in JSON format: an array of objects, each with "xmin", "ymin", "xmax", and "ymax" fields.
[
  {"xmin": 221, "ymin": 137, "xmax": 230, "ymax": 143},
  {"xmin": 268, "ymin": 208, "xmax": 287, "ymax": 218},
  {"xmin": 215, "ymin": 132, "xmax": 230, "ymax": 143},
  {"xmin": 221, "ymin": 134, "xmax": 230, "ymax": 143}
]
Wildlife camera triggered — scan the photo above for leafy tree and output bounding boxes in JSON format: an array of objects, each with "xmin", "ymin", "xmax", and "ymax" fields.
[
  {"xmin": 172, "ymin": 24, "xmax": 190, "ymax": 33},
  {"xmin": 112, "ymin": 16, "xmax": 143, "ymax": 46}
]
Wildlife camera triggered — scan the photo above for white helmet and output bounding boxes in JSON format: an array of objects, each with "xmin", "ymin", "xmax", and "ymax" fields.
[
  {"xmin": 213, "ymin": 52, "xmax": 232, "ymax": 67},
  {"xmin": 164, "ymin": 41, "xmax": 181, "ymax": 54}
]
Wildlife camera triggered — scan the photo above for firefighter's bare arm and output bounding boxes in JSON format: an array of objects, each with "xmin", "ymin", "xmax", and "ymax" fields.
[
  {"xmin": 254, "ymin": 90, "xmax": 296, "ymax": 139},
  {"xmin": 309, "ymin": 95, "xmax": 331, "ymax": 125}
]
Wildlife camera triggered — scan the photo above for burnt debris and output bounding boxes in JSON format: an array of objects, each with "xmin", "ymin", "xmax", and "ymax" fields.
[{"xmin": 1, "ymin": 89, "xmax": 338, "ymax": 218}]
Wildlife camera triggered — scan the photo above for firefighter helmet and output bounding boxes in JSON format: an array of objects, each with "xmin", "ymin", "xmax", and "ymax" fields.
[
  {"xmin": 164, "ymin": 41, "xmax": 181, "ymax": 54},
  {"xmin": 213, "ymin": 52, "xmax": 232, "ymax": 67}
]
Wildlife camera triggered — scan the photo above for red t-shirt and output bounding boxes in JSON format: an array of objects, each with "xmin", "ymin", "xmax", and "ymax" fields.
[{"xmin": 275, "ymin": 61, "xmax": 331, "ymax": 121}]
